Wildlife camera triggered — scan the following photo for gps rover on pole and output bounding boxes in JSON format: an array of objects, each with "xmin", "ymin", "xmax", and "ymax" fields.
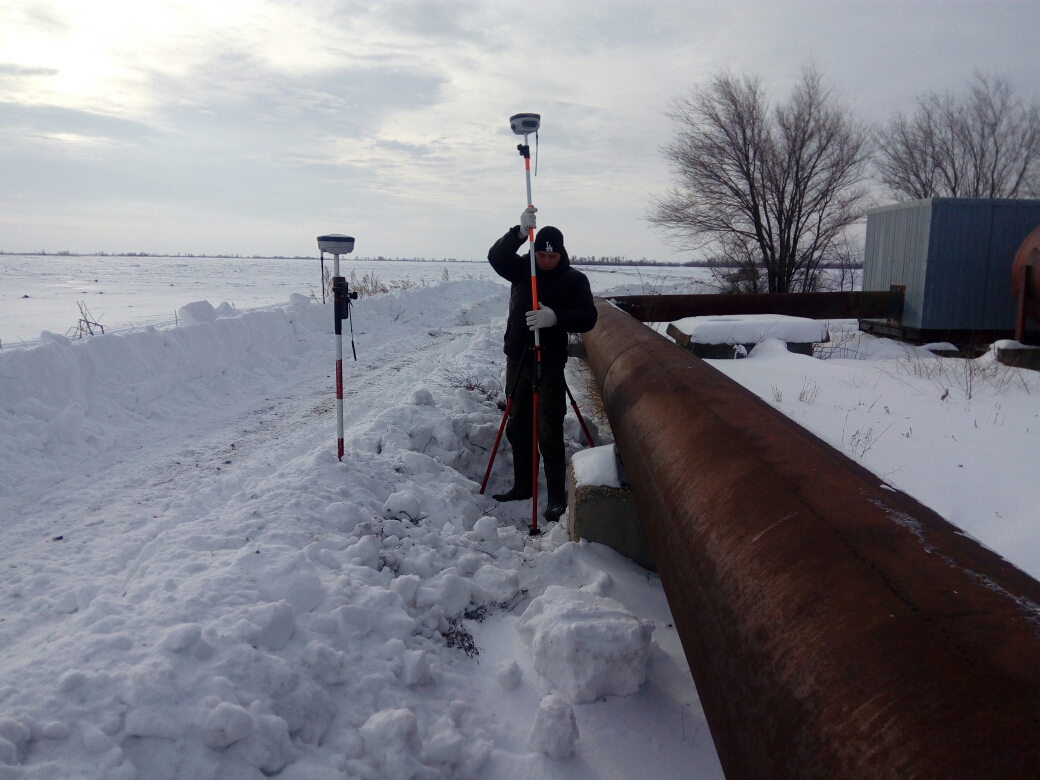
[
  {"xmin": 317, "ymin": 234, "xmax": 357, "ymax": 461},
  {"xmin": 509, "ymin": 112, "xmax": 544, "ymax": 535}
]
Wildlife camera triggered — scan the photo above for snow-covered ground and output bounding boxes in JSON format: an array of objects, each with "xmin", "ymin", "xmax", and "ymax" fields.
[
  {"xmin": 0, "ymin": 280, "xmax": 722, "ymax": 779},
  {"xmin": 711, "ymin": 327, "xmax": 1040, "ymax": 579},
  {"xmin": 3, "ymin": 266, "xmax": 1037, "ymax": 780}
]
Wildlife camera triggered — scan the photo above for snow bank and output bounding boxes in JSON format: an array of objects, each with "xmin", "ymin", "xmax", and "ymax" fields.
[
  {"xmin": 670, "ymin": 314, "xmax": 828, "ymax": 345},
  {"xmin": 516, "ymin": 585, "xmax": 655, "ymax": 704}
]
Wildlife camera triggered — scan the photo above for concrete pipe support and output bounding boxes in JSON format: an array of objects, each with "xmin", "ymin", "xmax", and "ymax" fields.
[{"xmin": 582, "ymin": 298, "xmax": 1040, "ymax": 779}]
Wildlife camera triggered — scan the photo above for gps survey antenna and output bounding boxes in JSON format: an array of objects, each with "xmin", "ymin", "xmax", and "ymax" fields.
[
  {"xmin": 509, "ymin": 112, "xmax": 543, "ymax": 534},
  {"xmin": 317, "ymin": 233, "xmax": 357, "ymax": 461}
]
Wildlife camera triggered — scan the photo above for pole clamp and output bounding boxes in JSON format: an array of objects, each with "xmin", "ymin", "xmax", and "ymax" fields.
[{"xmin": 517, "ymin": 143, "xmax": 530, "ymax": 159}]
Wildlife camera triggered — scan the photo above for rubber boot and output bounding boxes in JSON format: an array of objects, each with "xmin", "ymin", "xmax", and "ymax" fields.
[
  {"xmin": 493, "ymin": 455, "xmax": 532, "ymax": 502},
  {"xmin": 543, "ymin": 461, "xmax": 568, "ymax": 524}
]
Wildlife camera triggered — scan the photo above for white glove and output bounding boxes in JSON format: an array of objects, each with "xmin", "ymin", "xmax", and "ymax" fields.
[
  {"xmin": 519, "ymin": 206, "xmax": 537, "ymax": 237},
  {"xmin": 526, "ymin": 303, "xmax": 557, "ymax": 331}
]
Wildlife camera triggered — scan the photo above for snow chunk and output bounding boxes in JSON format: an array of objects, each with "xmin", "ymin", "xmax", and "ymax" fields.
[
  {"xmin": 670, "ymin": 314, "xmax": 828, "ymax": 345},
  {"xmin": 472, "ymin": 515, "xmax": 498, "ymax": 541},
  {"xmin": 416, "ymin": 573, "xmax": 471, "ymax": 616},
  {"xmin": 333, "ymin": 604, "xmax": 372, "ymax": 638},
  {"xmin": 472, "ymin": 565, "xmax": 519, "ymax": 603},
  {"xmin": 302, "ymin": 640, "xmax": 351, "ymax": 685},
  {"xmin": 529, "ymin": 695, "xmax": 579, "ymax": 759},
  {"xmin": 420, "ymin": 714, "xmax": 464, "ymax": 765},
  {"xmin": 40, "ymin": 721, "xmax": 71, "ymax": 740},
  {"xmin": 384, "ymin": 491, "xmax": 421, "ymax": 522},
  {"xmin": 571, "ymin": 445, "xmax": 622, "ymax": 489},
  {"xmin": 236, "ymin": 703, "xmax": 294, "ymax": 774},
  {"xmin": 199, "ymin": 702, "xmax": 253, "ymax": 748},
  {"xmin": 249, "ymin": 600, "xmax": 296, "ymax": 650},
  {"xmin": 495, "ymin": 660, "xmax": 522, "ymax": 690},
  {"xmin": 359, "ymin": 708, "xmax": 422, "ymax": 780},
  {"xmin": 161, "ymin": 623, "xmax": 202, "ymax": 652},
  {"xmin": 178, "ymin": 300, "xmax": 217, "ymax": 325},
  {"xmin": 398, "ymin": 649, "xmax": 428, "ymax": 686},
  {"xmin": 410, "ymin": 388, "xmax": 435, "ymax": 406},
  {"xmin": 517, "ymin": 585, "xmax": 655, "ymax": 704}
]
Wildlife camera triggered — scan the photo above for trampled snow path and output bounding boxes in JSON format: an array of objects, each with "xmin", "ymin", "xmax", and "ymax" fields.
[{"xmin": 0, "ymin": 282, "xmax": 723, "ymax": 779}]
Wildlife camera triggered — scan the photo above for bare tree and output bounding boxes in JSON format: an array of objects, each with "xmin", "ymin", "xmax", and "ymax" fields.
[
  {"xmin": 876, "ymin": 74, "xmax": 1040, "ymax": 200},
  {"xmin": 819, "ymin": 233, "xmax": 863, "ymax": 292},
  {"xmin": 649, "ymin": 67, "xmax": 870, "ymax": 293}
]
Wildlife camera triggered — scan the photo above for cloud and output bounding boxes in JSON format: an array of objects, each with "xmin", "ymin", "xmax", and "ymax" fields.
[
  {"xmin": 1, "ymin": 1, "xmax": 1039, "ymax": 259},
  {"xmin": 0, "ymin": 63, "xmax": 60, "ymax": 77}
]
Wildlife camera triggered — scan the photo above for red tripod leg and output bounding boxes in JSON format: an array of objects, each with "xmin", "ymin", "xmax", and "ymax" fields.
[
  {"xmin": 478, "ymin": 349, "xmax": 529, "ymax": 496},
  {"xmin": 479, "ymin": 399, "xmax": 512, "ymax": 495},
  {"xmin": 564, "ymin": 382, "xmax": 595, "ymax": 448}
]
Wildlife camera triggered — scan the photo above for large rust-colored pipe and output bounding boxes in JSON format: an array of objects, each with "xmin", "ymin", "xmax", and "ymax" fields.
[{"xmin": 583, "ymin": 298, "xmax": 1040, "ymax": 779}]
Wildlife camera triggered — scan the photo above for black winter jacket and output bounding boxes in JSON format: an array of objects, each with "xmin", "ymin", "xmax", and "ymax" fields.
[{"xmin": 487, "ymin": 226, "xmax": 598, "ymax": 366}]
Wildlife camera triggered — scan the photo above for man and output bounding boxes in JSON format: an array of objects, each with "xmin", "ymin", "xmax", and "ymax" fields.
[{"xmin": 487, "ymin": 207, "xmax": 597, "ymax": 524}]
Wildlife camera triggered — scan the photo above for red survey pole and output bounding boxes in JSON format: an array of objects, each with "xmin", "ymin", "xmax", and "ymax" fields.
[{"xmin": 512, "ymin": 113, "xmax": 542, "ymax": 535}]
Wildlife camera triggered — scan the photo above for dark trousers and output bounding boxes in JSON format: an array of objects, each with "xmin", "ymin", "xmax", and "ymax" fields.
[{"xmin": 505, "ymin": 355, "xmax": 566, "ymax": 466}]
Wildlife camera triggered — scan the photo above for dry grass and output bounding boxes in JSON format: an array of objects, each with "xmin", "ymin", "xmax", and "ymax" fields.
[
  {"xmin": 436, "ymin": 358, "xmax": 501, "ymax": 402},
  {"xmin": 66, "ymin": 301, "xmax": 105, "ymax": 340}
]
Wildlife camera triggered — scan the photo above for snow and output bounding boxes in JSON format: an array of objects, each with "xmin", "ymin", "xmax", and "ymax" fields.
[
  {"xmin": 0, "ymin": 276, "xmax": 723, "ymax": 778},
  {"xmin": 571, "ymin": 445, "xmax": 623, "ymax": 489},
  {"xmin": 516, "ymin": 586, "xmax": 655, "ymax": 705},
  {"xmin": 670, "ymin": 313, "xmax": 829, "ymax": 345}
]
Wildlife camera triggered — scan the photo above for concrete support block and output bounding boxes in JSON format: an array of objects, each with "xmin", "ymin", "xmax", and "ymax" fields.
[{"xmin": 567, "ymin": 449, "xmax": 655, "ymax": 571}]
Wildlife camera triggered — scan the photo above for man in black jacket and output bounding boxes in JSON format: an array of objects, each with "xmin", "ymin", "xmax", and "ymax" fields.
[{"xmin": 487, "ymin": 208, "xmax": 597, "ymax": 523}]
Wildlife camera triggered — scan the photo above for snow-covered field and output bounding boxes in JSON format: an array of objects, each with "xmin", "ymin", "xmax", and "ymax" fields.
[
  {"xmin": 2, "ymin": 263, "xmax": 1037, "ymax": 779},
  {"xmin": 0, "ymin": 255, "xmax": 710, "ymax": 348}
]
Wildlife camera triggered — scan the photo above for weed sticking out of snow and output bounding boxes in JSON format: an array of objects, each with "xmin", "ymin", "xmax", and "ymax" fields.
[{"xmin": 444, "ymin": 615, "xmax": 480, "ymax": 659}]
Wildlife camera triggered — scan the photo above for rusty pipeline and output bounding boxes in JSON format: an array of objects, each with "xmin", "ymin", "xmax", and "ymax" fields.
[
  {"xmin": 609, "ymin": 287, "xmax": 904, "ymax": 323},
  {"xmin": 582, "ymin": 298, "xmax": 1040, "ymax": 779}
]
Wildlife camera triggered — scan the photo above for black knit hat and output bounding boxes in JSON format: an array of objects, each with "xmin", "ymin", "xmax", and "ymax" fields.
[{"xmin": 534, "ymin": 226, "xmax": 567, "ymax": 260}]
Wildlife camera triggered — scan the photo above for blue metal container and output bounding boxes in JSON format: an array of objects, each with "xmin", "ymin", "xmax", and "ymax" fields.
[{"xmin": 864, "ymin": 198, "xmax": 1040, "ymax": 335}]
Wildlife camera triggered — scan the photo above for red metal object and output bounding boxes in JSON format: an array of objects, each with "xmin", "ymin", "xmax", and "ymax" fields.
[
  {"xmin": 1012, "ymin": 225, "xmax": 1040, "ymax": 342},
  {"xmin": 583, "ymin": 298, "xmax": 1040, "ymax": 779},
  {"xmin": 530, "ymin": 389, "xmax": 539, "ymax": 534},
  {"xmin": 609, "ymin": 288, "xmax": 904, "ymax": 323}
]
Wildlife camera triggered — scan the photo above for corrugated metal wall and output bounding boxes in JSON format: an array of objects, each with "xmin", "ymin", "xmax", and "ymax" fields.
[
  {"xmin": 864, "ymin": 200, "xmax": 932, "ymax": 329},
  {"xmin": 864, "ymin": 198, "xmax": 1040, "ymax": 331}
]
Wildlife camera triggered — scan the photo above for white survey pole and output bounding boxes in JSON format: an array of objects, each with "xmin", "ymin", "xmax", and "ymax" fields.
[
  {"xmin": 317, "ymin": 234, "xmax": 355, "ymax": 461},
  {"xmin": 333, "ymin": 250, "xmax": 344, "ymax": 460}
]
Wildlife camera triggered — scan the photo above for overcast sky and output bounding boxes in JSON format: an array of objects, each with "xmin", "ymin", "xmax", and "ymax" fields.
[{"xmin": 2, "ymin": 1, "xmax": 1039, "ymax": 260}]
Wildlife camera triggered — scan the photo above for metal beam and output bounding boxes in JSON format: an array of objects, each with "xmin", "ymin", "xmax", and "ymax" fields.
[
  {"xmin": 582, "ymin": 298, "xmax": 1040, "ymax": 779},
  {"xmin": 609, "ymin": 287, "xmax": 904, "ymax": 323}
]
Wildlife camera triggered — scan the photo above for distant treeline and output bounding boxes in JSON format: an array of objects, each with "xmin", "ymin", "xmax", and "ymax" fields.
[
  {"xmin": 569, "ymin": 256, "xmax": 861, "ymax": 269},
  {"xmin": 0, "ymin": 251, "xmax": 472, "ymax": 261}
]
